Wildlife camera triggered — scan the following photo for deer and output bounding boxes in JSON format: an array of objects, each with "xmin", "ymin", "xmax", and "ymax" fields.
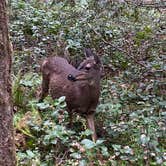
[{"xmin": 39, "ymin": 48, "xmax": 102, "ymax": 142}]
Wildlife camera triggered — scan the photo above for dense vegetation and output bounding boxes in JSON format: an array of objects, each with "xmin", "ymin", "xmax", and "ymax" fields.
[{"xmin": 10, "ymin": 0, "xmax": 165, "ymax": 165}]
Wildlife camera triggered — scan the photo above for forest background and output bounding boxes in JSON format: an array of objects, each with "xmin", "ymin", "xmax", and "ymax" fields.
[{"xmin": 9, "ymin": 0, "xmax": 165, "ymax": 165}]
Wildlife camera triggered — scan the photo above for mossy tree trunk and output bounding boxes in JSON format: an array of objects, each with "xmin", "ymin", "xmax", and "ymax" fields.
[{"xmin": 0, "ymin": 0, "xmax": 16, "ymax": 165}]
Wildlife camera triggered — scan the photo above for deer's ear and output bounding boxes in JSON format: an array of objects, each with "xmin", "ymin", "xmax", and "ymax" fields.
[
  {"xmin": 84, "ymin": 48, "xmax": 101, "ymax": 64},
  {"xmin": 84, "ymin": 48, "xmax": 93, "ymax": 58},
  {"xmin": 94, "ymin": 54, "xmax": 101, "ymax": 64}
]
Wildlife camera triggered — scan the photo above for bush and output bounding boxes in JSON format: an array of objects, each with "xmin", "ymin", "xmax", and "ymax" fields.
[{"xmin": 11, "ymin": 0, "xmax": 165, "ymax": 165}]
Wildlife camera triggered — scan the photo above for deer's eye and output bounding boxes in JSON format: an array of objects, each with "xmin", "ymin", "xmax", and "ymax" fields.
[
  {"xmin": 85, "ymin": 66, "xmax": 91, "ymax": 70},
  {"xmin": 85, "ymin": 63, "xmax": 91, "ymax": 70}
]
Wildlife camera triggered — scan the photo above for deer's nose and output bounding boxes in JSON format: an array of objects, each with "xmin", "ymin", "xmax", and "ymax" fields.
[{"xmin": 68, "ymin": 74, "xmax": 76, "ymax": 82}]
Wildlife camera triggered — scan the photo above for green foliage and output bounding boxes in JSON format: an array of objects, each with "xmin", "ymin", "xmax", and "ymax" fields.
[
  {"xmin": 15, "ymin": 97, "xmax": 109, "ymax": 165},
  {"xmin": 10, "ymin": 0, "xmax": 165, "ymax": 165}
]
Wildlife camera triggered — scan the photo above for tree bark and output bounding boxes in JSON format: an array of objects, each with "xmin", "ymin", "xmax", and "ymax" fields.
[{"xmin": 0, "ymin": 0, "xmax": 16, "ymax": 165}]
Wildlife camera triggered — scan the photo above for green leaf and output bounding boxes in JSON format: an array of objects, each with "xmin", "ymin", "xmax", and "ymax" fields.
[
  {"xmin": 123, "ymin": 146, "xmax": 134, "ymax": 155},
  {"xmin": 20, "ymin": 80, "xmax": 33, "ymax": 87},
  {"xmin": 80, "ymin": 129, "xmax": 93, "ymax": 136},
  {"xmin": 36, "ymin": 102, "xmax": 49, "ymax": 110},
  {"xmin": 51, "ymin": 139, "xmax": 57, "ymax": 145},
  {"xmin": 17, "ymin": 152, "xmax": 27, "ymax": 159},
  {"xmin": 54, "ymin": 96, "xmax": 66, "ymax": 106},
  {"xmin": 140, "ymin": 134, "xmax": 150, "ymax": 146},
  {"xmin": 58, "ymin": 96, "xmax": 66, "ymax": 103},
  {"xmin": 26, "ymin": 150, "xmax": 35, "ymax": 158},
  {"xmin": 101, "ymin": 146, "xmax": 109, "ymax": 157},
  {"xmin": 79, "ymin": 160, "xmax": 87, "ymax": 166},
  {"xmin": 112, "ymin": 144, "xmax": 121, "ymax": 151},
  {"xmin": 96, "ymin": 139, "xmax": 105, "ymax": 145},
  {"xmin": 81, "ymin": 139, "xmax": 95, "ymax": 149},
  {"xmin": 70, "ymin": 152, "xmax": 81, "ymax": 159}
]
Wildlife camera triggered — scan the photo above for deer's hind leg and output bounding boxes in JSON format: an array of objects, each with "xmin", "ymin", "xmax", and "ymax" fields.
[{"xmin": 39, "ymin": 74, "xmax": 49, "ymax": 102}]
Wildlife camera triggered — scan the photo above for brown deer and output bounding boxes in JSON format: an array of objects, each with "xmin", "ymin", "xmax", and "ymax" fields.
[{"xmin": 39, "ymin": 48, "xmax": 102, "ymax": 142}]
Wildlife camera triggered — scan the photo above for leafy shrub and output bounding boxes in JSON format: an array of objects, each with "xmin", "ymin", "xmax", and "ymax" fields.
[
  {"xmin": 11, "ymin": 0, "xmax": 165, "ymax": 165},
  {"xmin": 15, "ymin": 96, "xmax": 109, "ymax": 165}
]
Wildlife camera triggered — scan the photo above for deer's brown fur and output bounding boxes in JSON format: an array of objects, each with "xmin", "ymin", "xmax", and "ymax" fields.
[{"xmin": 39, "ymin": 49, "xmax": 102, "ymax": 141}]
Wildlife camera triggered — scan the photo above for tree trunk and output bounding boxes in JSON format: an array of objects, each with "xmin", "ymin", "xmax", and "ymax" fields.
[{"xmin": 0, "ymin": 0, "xmax": 16, "ymax": 165}]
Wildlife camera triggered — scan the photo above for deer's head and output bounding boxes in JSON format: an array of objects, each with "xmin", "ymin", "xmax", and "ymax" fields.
[{"xmin": 68, "ymin": 49, "xmax": 102, "ymax": 83}]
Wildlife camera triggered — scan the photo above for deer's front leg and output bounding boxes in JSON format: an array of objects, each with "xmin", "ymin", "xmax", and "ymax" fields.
[{"xmin": 86, "ymin": 113, "xmax": 97, "ymax": 142}]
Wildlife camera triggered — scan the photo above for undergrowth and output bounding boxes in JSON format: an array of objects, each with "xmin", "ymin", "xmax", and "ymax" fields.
[{"xmin": 10, "ymin": 0, "xmax": 165, "ymax": 165}]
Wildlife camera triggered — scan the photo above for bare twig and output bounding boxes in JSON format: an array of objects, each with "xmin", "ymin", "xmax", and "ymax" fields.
[{"xmin": 56, "ymin": 150, "xmax": 69, "ymax": 166}]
